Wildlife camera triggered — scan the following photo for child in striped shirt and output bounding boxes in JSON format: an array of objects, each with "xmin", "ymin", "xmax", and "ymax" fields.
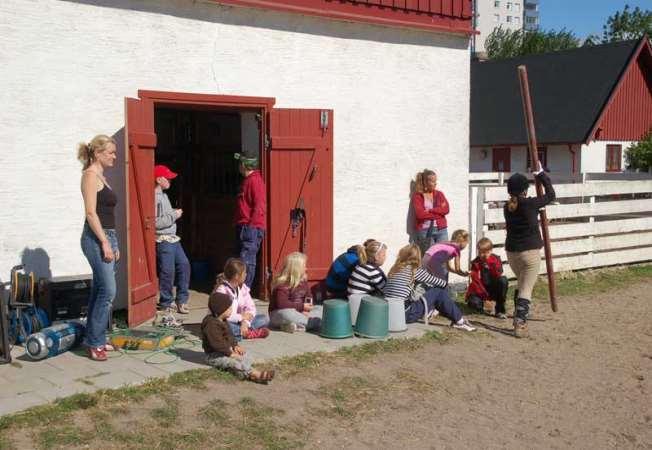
[
  {"xmin": 385, "ymin": 244, "xmax": 475, "ymax": 331},
  {"xmin": 347, "ymin": 240, "xmax": 388, "ymax": 296}
]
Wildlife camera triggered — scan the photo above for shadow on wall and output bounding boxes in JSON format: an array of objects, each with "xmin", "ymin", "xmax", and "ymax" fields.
[
  {"xmin": 405, "ymin": 179, "xmax": 417, "ymax": 245},
  {"xmin": 20, "ymin": 247, "xmax": 52, "ymax": 280},
  {"xmin": 107, "ymin": 127, "xmax": 129, "ymax": 311},
  {"xmin": 62, "ymin": 0, "xmax": 468, "ymax": 49}
]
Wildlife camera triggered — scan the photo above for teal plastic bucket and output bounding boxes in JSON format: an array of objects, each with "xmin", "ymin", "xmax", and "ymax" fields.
[
  {"xmin": 319, "ymin": 299, "xmax": 353, "ymax": 339},
  {"xmin": 354, "ymin": 296, "xmax": 388, "ymax": 339}
]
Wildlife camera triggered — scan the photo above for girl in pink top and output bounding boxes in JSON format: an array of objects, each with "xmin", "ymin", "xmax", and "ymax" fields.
[
  {"xmin": 213, "ymin": 258, "xmax": 270, "ymax": 340},
  {"xmin": 423, "ymin": 230, "xmax": 470, "ymax": 282}
]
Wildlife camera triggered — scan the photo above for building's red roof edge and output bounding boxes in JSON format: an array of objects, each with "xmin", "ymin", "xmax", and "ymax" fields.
[
  {"xmin": 585, "ymin": 35, "xmax": 652, "ymax": 144},
  {"xmin": 212, "ymin": 0, "xmax": 476, "ymax": 36}
]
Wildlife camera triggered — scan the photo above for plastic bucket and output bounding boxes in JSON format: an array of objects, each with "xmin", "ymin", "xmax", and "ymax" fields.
[
  {"xmin": 319, "ymin": 299, "xmax": 353, "ymax": 339},
  {"xmin": 347, "ymin": 294, "xmax": 364, "ymax": 326},
  {"xmin": 387, "ymin": 297, "xmax": 407, "ymax": 332},
  {"xmin": 354, "ymin": 296, "xmax": 388, "ymax": 339}
]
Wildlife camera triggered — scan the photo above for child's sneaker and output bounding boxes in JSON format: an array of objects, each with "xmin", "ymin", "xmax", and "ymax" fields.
[
  {"xmin": 160, "ymin": 314, "xmax": 183, "ymax": 329},
  {"xmin": 452, "ymin": 319, "xmax": 476, "ymax": 332},
  {"xmin": 280, "ymin": 322, "xmax": 297, "ymax": 334},
  {"xmin": 244, "ymin": 328, "xmax": 270, "ymax": 339},
  {"xmin": 513, "ymin": 320, "xmax": 529, "ymax": 338}
]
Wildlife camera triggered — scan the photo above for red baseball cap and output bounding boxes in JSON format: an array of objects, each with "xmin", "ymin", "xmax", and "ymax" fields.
[{"xmin": 154, "ymin": 165, "xmax": 178, "ymax": 179}]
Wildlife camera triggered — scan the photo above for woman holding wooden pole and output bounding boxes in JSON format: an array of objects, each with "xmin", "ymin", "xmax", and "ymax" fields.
[{"xmin": 504, "ymin": 168, "xmax": 555, "ymax": 338}]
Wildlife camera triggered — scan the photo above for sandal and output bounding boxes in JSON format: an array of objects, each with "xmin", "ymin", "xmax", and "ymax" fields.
[
  {"xmin": 87, "ymin": 346, "xmax": 107, "ymax": 361},
  {"xmin": 104, "ymin": 343, "xmax": 116, "ymax": 352},
  {"xmin": 249, "ymin": 369, "xmax": 275, "ymax": 384},
  {"xmin": 177, "ymin": 303, "xmax": 190, "ymax": 314}
]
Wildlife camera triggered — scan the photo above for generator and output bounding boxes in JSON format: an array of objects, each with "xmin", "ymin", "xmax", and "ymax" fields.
[{"xmin": 39, "ymin": 275, "xmax": 92, "ymax": 322}]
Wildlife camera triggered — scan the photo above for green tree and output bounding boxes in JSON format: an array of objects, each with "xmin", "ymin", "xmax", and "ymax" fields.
[
  {"xmin": 485, "ymin": 28, "xmax": 580, "ymax": 60},
  {"xmin": 602, "ymin": 4, "xmax": 652, "ymax": 43},
  {"xmin": 625, "ymin": 130, "xmax": 652, "ymax": 172}
]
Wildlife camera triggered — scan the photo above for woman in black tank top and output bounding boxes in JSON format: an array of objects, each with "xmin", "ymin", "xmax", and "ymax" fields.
[{"xmin": 78, "ymin": 134, "xmax": 119, "ymax": 361}]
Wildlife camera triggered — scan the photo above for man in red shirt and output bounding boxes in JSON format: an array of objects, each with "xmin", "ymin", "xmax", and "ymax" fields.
[{"xmin": 234, "ymin": 153, "xmax": 266, "ymax": 288}]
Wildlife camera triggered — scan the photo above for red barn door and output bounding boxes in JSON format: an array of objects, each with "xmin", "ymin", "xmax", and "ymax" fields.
[
  {"xmin": 268, "ymin": 109, "xmax": 333, "ymax": 290},
  {"xmin": 125, "ymin": 97, "xmax": 158, "ymax": 326}
]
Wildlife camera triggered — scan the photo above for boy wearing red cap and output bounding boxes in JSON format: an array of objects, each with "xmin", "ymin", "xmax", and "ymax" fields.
[{"xmin": 154, "ymin": 165, "xmax": 191, "ymax": 314}]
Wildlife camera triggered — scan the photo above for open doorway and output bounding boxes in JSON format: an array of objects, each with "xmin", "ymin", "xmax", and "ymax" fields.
[{"xmin": 153, "ymin": 106, "xmax": 262, "ymax": 294}]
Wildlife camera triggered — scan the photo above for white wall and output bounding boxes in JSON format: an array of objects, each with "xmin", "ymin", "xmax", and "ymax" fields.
[
  {"xmin": 0, "ymin": 0, "xmax": 471, "ymax": 296},
  {"xmin": 580, "ymin": 140, "xmax": 633, "ymax": 173}
]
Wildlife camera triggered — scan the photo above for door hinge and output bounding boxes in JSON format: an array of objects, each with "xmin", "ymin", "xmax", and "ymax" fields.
[
  {"xmin": 320, "ymin": 110, "xmax": 329, "ymax": 131},
  {"xmin": 264, "ymin": 134, "xmax": 270, "ymax": 150},
  {"xmin": 255, "ymin": 113, "xmax": 263, "ymax": 122}
]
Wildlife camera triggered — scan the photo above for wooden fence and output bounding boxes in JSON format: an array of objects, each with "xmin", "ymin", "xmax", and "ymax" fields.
[
  {"xmin": 470, "ymin": 171, "xmax": 652, "ymax": 186},
  {"xmin": 469, "ymin": 179, "xmax": 652, "ymax": 277}
]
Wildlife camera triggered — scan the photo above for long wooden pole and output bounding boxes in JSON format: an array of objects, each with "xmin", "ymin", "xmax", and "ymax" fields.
[{"xmin": 517, "ymin": 65, "xmax": 558, "ymax": 312}]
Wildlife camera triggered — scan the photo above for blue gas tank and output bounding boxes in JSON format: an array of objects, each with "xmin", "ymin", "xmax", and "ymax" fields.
[{"xmin": 25, "ymin": 321, "xmax": 85, "ymax": 360}]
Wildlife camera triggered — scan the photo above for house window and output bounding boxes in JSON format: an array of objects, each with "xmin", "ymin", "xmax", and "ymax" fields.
[
  {"xmin": 514, "ymin": 3, "xmax": 520, "ymax": 12},
  {"xmin": 514, "ymin": 16, "xmax": 520, "ymax": 25},
  {"xmin": 506, "ymin": 15, "xmax": 512, "ymax": 23},
  {"xmin": 506, "ymin": 2, "xmax": 512, "ymax": 10},
  {"xmin": 526, "ymin": 16, "xmax": 538, "ymax": 24},
  {"xmin": 494, "ymin": 14, "xmax": 500, "ymax": 22},
  {"xmin": 606, "ymin": 145, "xmax": 622, "ymax": 172},
  {"xmin": 527, "ymin": 146, "xmax": 548, "ymax": 170},
  {"xmin": 494, "ymin": 1, "xmax": 500, "ymax": 7}
]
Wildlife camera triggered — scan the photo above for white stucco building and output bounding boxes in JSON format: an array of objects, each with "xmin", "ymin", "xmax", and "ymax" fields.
[{"xmin": 1, "ymin": 0, "xmax": 474, "ymax": 324}]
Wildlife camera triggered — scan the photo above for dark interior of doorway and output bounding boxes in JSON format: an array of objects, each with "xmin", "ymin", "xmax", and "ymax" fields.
[{"xmin": 154, "ymin": 106, "xmax": 261, "ymax": 294}]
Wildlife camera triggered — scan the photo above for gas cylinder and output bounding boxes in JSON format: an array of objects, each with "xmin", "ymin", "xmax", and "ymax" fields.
[{"xmin": 25, "ymin": 321, "xmax": 85, "ymax": 360}]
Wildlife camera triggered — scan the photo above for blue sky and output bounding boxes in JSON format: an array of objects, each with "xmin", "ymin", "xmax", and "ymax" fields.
[{"xmin": 540, "ymin": 0, "xmax": 651, "ymax": 39}]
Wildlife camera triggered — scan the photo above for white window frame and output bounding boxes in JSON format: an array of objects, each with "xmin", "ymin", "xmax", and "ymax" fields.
[{"xmin": 494, "ymin": 14, "xmax": 500, "ymax": 23}]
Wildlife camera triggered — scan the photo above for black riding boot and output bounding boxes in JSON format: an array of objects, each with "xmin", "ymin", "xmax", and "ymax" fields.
[{"xmin": 514, "ymin": 297, "xmax": 530, "ymax": 338}]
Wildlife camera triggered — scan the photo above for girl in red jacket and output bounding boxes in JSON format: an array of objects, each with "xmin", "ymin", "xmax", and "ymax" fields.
[
  {"xmin": 269, "ymin": 252, "xmax": 322, "ymax": 333},
  {"xmin": 412, "ymin": 169, "xmax": 450, "ymax": 254}
]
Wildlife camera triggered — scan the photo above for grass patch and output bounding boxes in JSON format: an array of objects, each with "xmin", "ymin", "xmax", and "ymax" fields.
[
  {"xmin": 318, "ymin": 376, "xmax": 385, "ymax": 420},
  {"xmin": 230, "ymin": 397, "xmax": 303, "ymax": 450},
  {"xmin": 150, "ymin": 400, "xmax": 179, "ymax": 421},
  {"xmin": 199, "ymin": 399, "xmax": 229, "ymax": 423},
  {"xmin": 37, "ymin": 425, "xmax": 92, "ymax": 449}
]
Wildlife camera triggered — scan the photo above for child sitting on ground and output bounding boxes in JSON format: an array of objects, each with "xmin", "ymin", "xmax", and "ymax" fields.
[
  {"xmin": 423, "ymin": 229, "xmax": 470, "ymax": 282},
  {"xmin": 347, "ymin": 240, "xmax": 388, "ymax": 296},
  {"xmin": 201, "ymin": 292, "xmax": 274, "ymax": 383},
  {"xmin": 213, "ymin": 258, "xmax": 270, "ymax": 340},
  {"xmin": 325, "ymin": 239, "xmax": 375, "ymax": 298},
  {"xmin": 384, "ymin": 244, "xmax": 476, "ymax": 331},
  {"xmin": 466, "ymin": 238, "xmax": 508, "ymax": 319},
  {"xmin": 269, "ymin": 252, "xmax": 323, "ymax": 333}
]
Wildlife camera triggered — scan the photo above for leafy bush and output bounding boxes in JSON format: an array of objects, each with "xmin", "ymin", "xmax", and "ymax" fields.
[{"xmin": 625, "ymin": 130, "xmax": 652, "ymax": 172}]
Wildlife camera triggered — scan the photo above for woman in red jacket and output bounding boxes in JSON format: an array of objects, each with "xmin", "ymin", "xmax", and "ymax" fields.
[{"xmin": 412, "ymin": 169, "xmax": 450, "ymax": 254}]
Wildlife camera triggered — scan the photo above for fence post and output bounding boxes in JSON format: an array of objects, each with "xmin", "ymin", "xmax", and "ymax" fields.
[
  {"xmin": 468, "ymin": 186, "xmax": 486, "ymax": 265},
  {"xmin": 588, "ymin": 194, "xmax": 596, "ymax": 266}
]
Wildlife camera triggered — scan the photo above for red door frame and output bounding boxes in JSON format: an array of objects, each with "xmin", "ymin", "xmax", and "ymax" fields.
[{"xmin": 127, "ymin": 90, "xmax": 275, "ymax": 325}]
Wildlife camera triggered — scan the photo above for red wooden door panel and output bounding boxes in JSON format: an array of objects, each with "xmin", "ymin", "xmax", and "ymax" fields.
[
  {"xmin": 125, "ymin": 97, "xmax": 158, "ymax": 327},
  {"xmin": 492, "ymin": 147, "xmax": 511, "ymax": 172},
  {"xmin": 268, "ymin": 109, "xmax": 333, "ymax": 286}
]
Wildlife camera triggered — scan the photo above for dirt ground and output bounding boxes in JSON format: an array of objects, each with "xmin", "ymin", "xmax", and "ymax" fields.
[{"xmin": 2, "ymin": 278, "xmax": 651, "ymax": 450}]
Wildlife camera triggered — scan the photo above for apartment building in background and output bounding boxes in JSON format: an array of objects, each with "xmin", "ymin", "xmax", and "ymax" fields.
[
  {"xmin": 524, "ymin": 0, "xmax": 540, "ymax": 31},
  {"xmin": 473, "ymin": 0, "xmax": 541, "ymax": 55}
]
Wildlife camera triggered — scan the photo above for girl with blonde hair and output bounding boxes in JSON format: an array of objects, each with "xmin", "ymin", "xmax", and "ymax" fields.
[
  {"xmin": 78, "ymin": 134, "xmax": 119, "ymax": 361},
  {"xmin": 411, "ymin": 169, "xmax": 450, "ymax": 253},
  {"xmin": 269, "ymin": 252, "xmax": 322, "ymax": 333},
  {"xmin": 347, "ymin": 240, "xmax": 388, "ymax": 296},
  {"xmin": 423, "ymin": 229, "xmax": 470, "ymax": 282},
  {"xmin": 384, "ymin": 244, "xmax": 475, "ymax": 331}
]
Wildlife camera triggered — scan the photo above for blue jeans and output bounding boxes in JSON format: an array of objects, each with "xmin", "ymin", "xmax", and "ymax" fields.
[
  {"xmin": 156, "ymin": 241, "xmax": 190, "ymax": 307},
  {"xmin": 236, "ymin": 225, "xmax": 264, "ymax": 288},
  {"xmin": 228, "ymin": 314, "xmax": 270, "ymax": 341},
  {"xmin": 415, "ymin": 227, "xmax": 448, "ymax": 255},
  {"xmin": 80, "ymin": 224, "xmax": 118, "ymax": 348},
  {"xmin": 405, "ymin": 287, "xmax": 462, "ymax": 324}
]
